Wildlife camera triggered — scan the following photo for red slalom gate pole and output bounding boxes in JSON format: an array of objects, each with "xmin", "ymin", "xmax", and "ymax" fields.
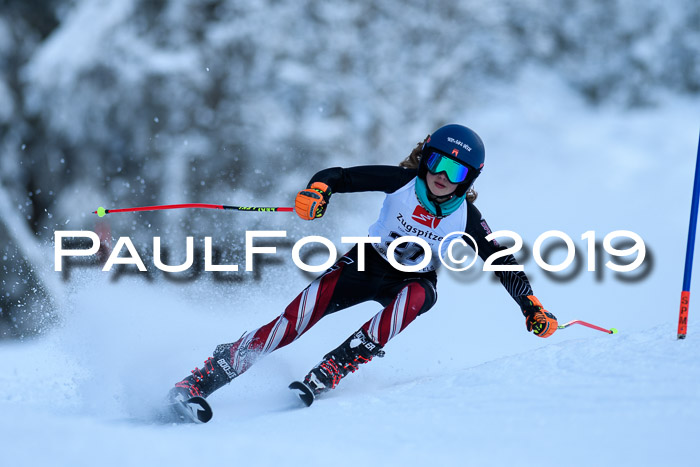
[
  {"xmin": 678, "ymin": 131, "xmax": 700, "ymax": 339},
  {"xmin": 93, "ymin": 204, "xmax": 294, "ymax": 217},
  {"xmin": 557, "ymin": 320, "xmax": 618, "ymax": 334}
]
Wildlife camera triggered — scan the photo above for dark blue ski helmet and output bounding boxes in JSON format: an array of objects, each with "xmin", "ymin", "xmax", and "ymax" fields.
[{"xmin": 419, "ymin": 124, "xmax": 485, "ymax": 196}]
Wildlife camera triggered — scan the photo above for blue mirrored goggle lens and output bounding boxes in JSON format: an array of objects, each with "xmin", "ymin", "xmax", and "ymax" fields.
[{"xmin": 425, "ymin": 152, "xmax": 469, "ymax": 183}]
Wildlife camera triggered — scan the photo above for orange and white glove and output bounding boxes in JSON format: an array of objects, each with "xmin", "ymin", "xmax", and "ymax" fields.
[
  {"xmin": 295, "ymin": 182, "xmax": 331, "ymax": 220},
  {"xmin": 520, "ymin": 295, "xmax": 558, "ymax": 338}
]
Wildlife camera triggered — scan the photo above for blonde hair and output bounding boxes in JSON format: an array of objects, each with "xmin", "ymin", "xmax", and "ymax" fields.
[{"xmin": 400, "ymin": 137, "xmax": 478, "ymax": 202}]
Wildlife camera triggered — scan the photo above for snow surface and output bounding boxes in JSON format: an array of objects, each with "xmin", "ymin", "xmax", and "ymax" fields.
[
  {"xmin": 1, "ymin": 278, "xmax": 698, "ymax": 467},
  {"xmin": 2, "ymin": 86, "xmax": 700, "ymax": 466}
]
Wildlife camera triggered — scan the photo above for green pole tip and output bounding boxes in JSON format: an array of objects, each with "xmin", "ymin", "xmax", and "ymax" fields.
[
  {"xmin": 610, "ymin": 328, "xmax": 618, "ymax": 334},
  {"xmin": 97, "ymin": 207, "xmax": 106, "ymax": 217}
]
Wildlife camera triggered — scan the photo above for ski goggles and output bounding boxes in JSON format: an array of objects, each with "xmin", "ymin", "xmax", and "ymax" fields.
[{"xmin": 425, "ymin": 151, "xmax": 471, "ymax": 184}]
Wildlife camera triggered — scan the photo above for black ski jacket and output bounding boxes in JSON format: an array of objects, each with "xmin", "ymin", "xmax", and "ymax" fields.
[{"xmin": 309, "ymin": 165, "xmax": 534, "ymax": 307}]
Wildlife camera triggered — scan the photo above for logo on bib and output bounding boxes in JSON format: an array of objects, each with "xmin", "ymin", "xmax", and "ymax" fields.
[{"xmin": 411, "ymin": 205, "xmax": 441, "ymax": 229}]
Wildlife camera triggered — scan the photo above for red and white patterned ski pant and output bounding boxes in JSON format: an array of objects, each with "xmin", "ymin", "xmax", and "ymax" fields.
[{"xmin": 223, "ymin": 244, "xmax": 437, "ymax": 375}]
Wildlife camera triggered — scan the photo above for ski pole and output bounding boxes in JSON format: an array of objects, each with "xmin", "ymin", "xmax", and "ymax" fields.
[
  {"xmin": 93, "ymin": 204, "xmax": 294, "ymax": 217},
  {"xmin": 557, "ymin": 320, "xmax": 618, "ymax": 334}
]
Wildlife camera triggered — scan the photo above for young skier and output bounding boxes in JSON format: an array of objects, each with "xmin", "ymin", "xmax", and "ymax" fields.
[{"xmin": 168, "ymin": 123, "xmax": 558, "ymax": 413}]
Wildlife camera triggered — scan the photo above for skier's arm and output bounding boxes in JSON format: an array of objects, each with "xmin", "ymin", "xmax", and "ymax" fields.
[
  {"xmin": 465, "ymin": 202, "xmax": 534, "ymax": 301},
  {"xmin": 295, "ymin": 166, "xmax": 417, "ymax": 220},
  {"xmin": 308, "ymin": 166, "xmax": 418, "ymax": 194},
  {"xmin": 465, "ymin": 202, "xmax": 557, "ymax": 337}
]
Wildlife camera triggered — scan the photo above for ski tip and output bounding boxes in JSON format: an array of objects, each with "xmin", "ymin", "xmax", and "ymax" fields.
[
  {"xmin": 166, "ymin": 395, "xmax": 213, "ymax": 424},
  {"xmin": 288, "ymin": 381, "xmax": 315, "ymax": 407},
  {"xmin": 189, "ymin": 396, "xmax": 214, "ymax": 423}
]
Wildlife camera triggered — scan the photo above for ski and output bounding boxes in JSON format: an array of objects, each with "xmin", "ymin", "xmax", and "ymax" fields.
[
  {"xmin": 288, "ymin": 381, "xmax": 315, "ymax": 407},
  {"xmin": 166, "ymin": 396, "xmax": 214, "ymax": 423}
]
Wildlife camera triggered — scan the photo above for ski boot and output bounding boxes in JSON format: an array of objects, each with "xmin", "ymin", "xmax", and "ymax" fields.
[
  {"xmin": 289, "ymin": 328, "xmax": 384, "ymax": 406},
  {"xmin": 166, "ymin": 343, "xmax": 238, "ymax": 423}
]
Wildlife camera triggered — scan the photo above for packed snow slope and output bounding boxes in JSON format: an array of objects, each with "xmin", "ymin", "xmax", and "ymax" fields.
[{"xmin": 1, "ymin": 273, "xmax": 698, "ymax": 467}]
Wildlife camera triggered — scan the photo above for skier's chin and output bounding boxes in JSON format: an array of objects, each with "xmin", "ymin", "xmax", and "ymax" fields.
[{"xmin": 428, "ymin": 186, "xmax": 456, "ymax": 200}]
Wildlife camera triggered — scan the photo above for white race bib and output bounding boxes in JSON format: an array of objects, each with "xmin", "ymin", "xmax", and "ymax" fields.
[{"xmin": 368, "ymin": 178, "xmax": 467, "ymax": 272}]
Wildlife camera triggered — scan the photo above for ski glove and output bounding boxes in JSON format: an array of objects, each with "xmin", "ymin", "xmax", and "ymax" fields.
[
  {"xmin": 295, "ymin": 182, "xmax": 331, "ymax": 220},
  {"xmin": 520, "ymin": 295, "xmax": 557, "ymax": 338}
]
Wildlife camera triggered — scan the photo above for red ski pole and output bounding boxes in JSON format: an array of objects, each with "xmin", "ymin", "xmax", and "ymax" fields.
[
  {"xmin": 93, "ymin": 204, "xmax": 294, "ymax": 217},
  {"xmin": 557, "ymin": 320, "xmax": 618, "ymax": 334}
]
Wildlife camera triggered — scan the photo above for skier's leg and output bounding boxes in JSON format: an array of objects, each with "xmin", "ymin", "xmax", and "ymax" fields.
[
  {"xmin": 300, "ymin": 278, "xmax": 437, "ymax": 396},
  {"xmin": 217, "ymin": 258, "xmax": 355, "ymax": 376},
  {"xmin": 171, "ymin": 248, "xmax": 373, "ymax": 399},
  {"xmin": 363, "ymin": 278, "xmax": 437, "ymax": 346}
]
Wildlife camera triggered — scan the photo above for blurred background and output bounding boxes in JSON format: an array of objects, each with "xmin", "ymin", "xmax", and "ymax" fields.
[{"xmin": 1, "ymin": 0, "xmax": 700, "ymax": 340}]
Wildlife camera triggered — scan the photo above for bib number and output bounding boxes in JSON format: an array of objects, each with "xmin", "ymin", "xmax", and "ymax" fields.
[{"xmin": 386, "ymin": 231, "xmax": 425, "ymax": 265}]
